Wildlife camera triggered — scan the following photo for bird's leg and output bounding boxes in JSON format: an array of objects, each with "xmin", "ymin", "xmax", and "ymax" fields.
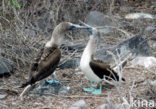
[
  {"xmin": 45, "ymin": 72, "xmax": 61, "ymax": 85},
  {"xmin": 92, "ymin": 84, "xmax": 102, "ymax": 95},
  {"xmin": 83, "ymin": 81, "xmax": 95, "ymax": 92}
]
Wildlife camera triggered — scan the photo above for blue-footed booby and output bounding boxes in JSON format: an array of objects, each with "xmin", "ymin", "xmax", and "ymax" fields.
[
  {"xmin": 80, "ymin": 22, "xmax": 125, "ymax": 95},
  {"xmin": 19, "ymin": 22, "xmax": 88, "ymax": 97}
]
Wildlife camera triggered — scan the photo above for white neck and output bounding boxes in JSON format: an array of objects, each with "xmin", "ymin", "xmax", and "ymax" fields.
[
  {"xmin": 80, "ymin": 35, "xmax": 95, "ymax": 64},
  {"xmin": 45, "ymin": 34, "xmax": 62, "ymax": 48}
]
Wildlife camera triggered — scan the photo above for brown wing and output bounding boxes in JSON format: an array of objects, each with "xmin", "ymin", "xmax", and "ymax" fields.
[
  {"xmin": 21, "ymin": 46, "xmax": 61, "ymax": 88},
  {"xmin": 89, "ymin": 58, "xmax": 125, "ymax": 81},
  {"xmin": 29, "ymin": 47, "xmax": 44, "ymax": 78},
  {"xmin": 32, "ymin": 47, "xmax": 61, "ymax": 82}
]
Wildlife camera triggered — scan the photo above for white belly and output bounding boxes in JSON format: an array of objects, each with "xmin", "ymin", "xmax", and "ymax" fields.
[{"xmin": 80, "ymin": 60, "xmax": 101, "ymax": 83}]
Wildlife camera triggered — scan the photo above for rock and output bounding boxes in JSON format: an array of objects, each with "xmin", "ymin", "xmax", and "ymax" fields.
[
  {"xmin": 145, "ymin": 26, "xmax": 156, "ymax": 33},
  {"xmin": 142, "ymin": 80, "xmax": 156, "ymax": 86},
  {"xmin": 85, "ymin": 11, "xmax": 113, "ymax": 27},
  {"xmin": 120, "ymin": 6, "xmax": 133, "ymax": 12},
  {"xmin": 97, "ymin": 103, "xmax": 130, "ymax": 109},
  {"xmin": 85, "ymin": 11, "xmax": 114, "ymax": 34},
  {"xmin": 0, "ymin": 93, "xmax": 7, "ymax": 99},
  {"xmin": 58, "ymin": 44, "xmax": 85, "ymax": 69},
  {"xmin": 69, "ymin": 100, "xmax": 88, "ymax": 109},
  {"xmin": 0, "ymin": 59, "xmax": 11, "ymax": 78},
  {"xmin": 150, "ymin": 2, "xmax": 156, "ymax": 8},
  {"xmin": 125, "ymin": 13, "xmax": 156, "ymax": 20},
  {"xmin": 58, "ymin": 57, "xmax": 80, "ymax": 70},
  {"xmin": 117, "ymin": 34, "xmax": 152, "ymax": 57},
  {"xmin": 130, "ymin": 56, "xmax": 156, "ymax": 68},
  {"xmin": 33, "ymin": 81, "xmax": 71, "ymax": 95},
  {"xmin": 116, "ymin": 0, "xmax": 127, "ymax": 5},
  {"xmin": 94, "ymin": 35, "xmax": 153, "ymax": 64}
]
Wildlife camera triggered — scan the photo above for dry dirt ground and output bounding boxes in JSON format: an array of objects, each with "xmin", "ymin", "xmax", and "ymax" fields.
[{"xmin": 0, "ymin": 1, "xmax": 156, "ymax": 109}]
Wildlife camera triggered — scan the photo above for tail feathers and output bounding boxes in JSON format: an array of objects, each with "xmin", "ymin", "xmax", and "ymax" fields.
[
  {"xmin": 110, "ymin": 70, "xmax": 126, "ymax": 82},
  {"xmin": 19, "ymin": 81, "xmax": 31, "ymax": 88}
]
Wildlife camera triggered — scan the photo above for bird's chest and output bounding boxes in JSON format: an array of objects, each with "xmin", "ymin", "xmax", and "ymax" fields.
[
  {"xmin": 80, "ymin": 55, "xmax": 101, "ymax": 82},
  {"xmin": 80, "ymin": 51, "xmax": 90, "ymax": 71}
]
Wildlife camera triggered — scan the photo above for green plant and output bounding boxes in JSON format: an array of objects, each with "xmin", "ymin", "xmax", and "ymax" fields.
[{"xmin": 9, "ymin": 0, "xmax": 20, "ymax": 8}]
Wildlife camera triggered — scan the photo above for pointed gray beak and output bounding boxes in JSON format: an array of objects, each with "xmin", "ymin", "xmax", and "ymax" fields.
[
  {"xmin": 69, "ymin": 24, "xmax": 89, "ymax": 30},
  {"xmin": 79, "ymin": 20, "xmax": 92, "ymax": 28},
  {"xmin": 79, "ymin": 21, "xmax": 93, "ymax": 35}
]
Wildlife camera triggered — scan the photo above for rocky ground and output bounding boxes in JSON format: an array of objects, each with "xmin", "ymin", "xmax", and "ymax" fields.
[{"xmin": 0, "ymin": 0, "xmax": 156, "ymax": 109}]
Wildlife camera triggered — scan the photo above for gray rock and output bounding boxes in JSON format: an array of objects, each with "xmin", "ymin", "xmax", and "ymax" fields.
[
  {"xmin": 58, "ymin": 57, "xmax": 80, "ymax": 70},
  {"xmin": 145, "ymin": 26, "xmax": 156, "ymax": 33},
  {"xmin": 116, "ymin": 0, "xmax": 127, "ymax": 5},
  {"xmin": 130, "ymin": 56, "xmax": 156, "ymax": 68},
  {"xmin": 150, "ymin": 2, "xmax": 156, "ymax": 8},
  {"xmin": 94, "ymin": 34, "xmax": 153, "ymax": 63},
  {"xmin": 0, "ymin": 59, "xmax": 11, "ymax": 78},
  {"xmin": 0, "ymin": 93, "xmax": 7, "ymax": 99},
  {"xmin": 33, "ymin": 81, "xmax": 71, "ymax": 95},
  {"xmin": 58, "ymin": 44, "xmax": 85, "ymax": 69},
  {"xmin": 85, "ymin": 11, "xmax": 124, "ymax": 35},
  {"xmin": 85, "ymin": 11, "xmax": 113, "ymax": 27},
  {"xmin": 120, "ymin": 6, "xmax": 133, "ymax": 12},
  {"xmin": 97, "ymin": 104, "xmax": 130, "ymax": 109},
  {"xmin": 69, "ymin": 100, "xmax": 88, "ymax": 109}
]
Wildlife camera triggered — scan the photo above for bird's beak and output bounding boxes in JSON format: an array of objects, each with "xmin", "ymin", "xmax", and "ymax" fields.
[
  {"xmin": 79, "ymin": 21, "xmax": 93, "ymax": 35},
  {"xmin": 79, "ymin": 20, "xmax": 92, "ymax": 28},
  {"xmin": 69, "ymin": 24, "xmax": 89, "ymax": 30}
]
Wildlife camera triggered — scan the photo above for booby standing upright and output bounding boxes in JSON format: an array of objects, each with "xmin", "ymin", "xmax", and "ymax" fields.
[
  {"xmin": 80, "ymin": 22, "xmax": 125, "ymax": 95},
  {"xmin": 20, "ymin": 22, "xmax": 88, "ymax": 96}
]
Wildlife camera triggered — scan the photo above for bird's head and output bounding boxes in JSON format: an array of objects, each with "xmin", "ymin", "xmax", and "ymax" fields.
[
  {"xmin": 45, "ymin": 22, "xmax": 88, "ymax": 47},
  {"xmin": 57, "ymin": 22, "xmax": 88, "ymax": 32}
]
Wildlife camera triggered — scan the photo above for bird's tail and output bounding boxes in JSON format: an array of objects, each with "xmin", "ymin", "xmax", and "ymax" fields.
[
  {"xmin": 19, "ymin": 81, "xmax": 30, "ymax": 88},
  {"xmin": 110, "ymin": 70, "xmax": 125, "ymax": 82}
]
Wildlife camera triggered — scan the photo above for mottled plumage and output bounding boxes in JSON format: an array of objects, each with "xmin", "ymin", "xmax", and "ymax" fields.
[{"xmin": 21, "ymin": 45, "xmax": 61, "ymax": 88}]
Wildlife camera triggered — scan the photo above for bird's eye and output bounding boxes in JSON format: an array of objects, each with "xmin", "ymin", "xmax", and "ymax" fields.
[{"xmin": 69, "ymin": 25, "xmax": 76, "ymax": 30}]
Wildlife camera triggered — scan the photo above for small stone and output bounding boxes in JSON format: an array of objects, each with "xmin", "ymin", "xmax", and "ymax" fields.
[
  {"xmin": 0, "ymin": 93, "xmax": 7, "ymax": 99},
  {"xmin": 58, "ymin": 57, "xmax": 80, "ymax": 70},
  {"xmin": 69, "ymin": 100, "xmax": 88, "ymax": 109},
  {"xmin": 130, "ymin": 56, "xmax": 156, "ymax": 68},
  {"xmin": 120, "ymin": 6, "xmax": 133, "ymax": 12},
  {"xmin": 145, "ymin": 26, "xmax": 156, "ymax": 33},
  {"xmin": 58, "ymin": 86, "xmax": 71, "ymax": 94},
  {"xmin": 0, "ymin": 59, "xmax": 11, "ymax": 78}
]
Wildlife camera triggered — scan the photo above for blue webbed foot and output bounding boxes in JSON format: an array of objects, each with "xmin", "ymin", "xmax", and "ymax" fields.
[
  {"xmin": 83, "ymin": 87, "xmax": 94, "ymax": 92},
  {"xmin": 92, "ymin": 88, "xmax": 102, "ymax": 95},
  {"xmin": 83, "ymin": 81, "xmax": 96, "ymax": 92},
  {"xmin": 45, "ymin": 80, "xmax": 61, "ymax": 85},
  {"xmin": 45, "ymin": 71, "xmax": 61, "ymax": 85},
  {"xmin": 92, "ymin": 84, "xmax": 102, "ymax": 95}
]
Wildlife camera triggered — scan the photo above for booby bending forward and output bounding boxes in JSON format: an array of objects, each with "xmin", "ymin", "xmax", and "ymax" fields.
[
  {"xmin": 80, "ymin": 22, "xmax": 125, "ymax": 95},
  {"xmin": 20, "ymin": 22, "xmax": 87, "ymax": 96}
]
